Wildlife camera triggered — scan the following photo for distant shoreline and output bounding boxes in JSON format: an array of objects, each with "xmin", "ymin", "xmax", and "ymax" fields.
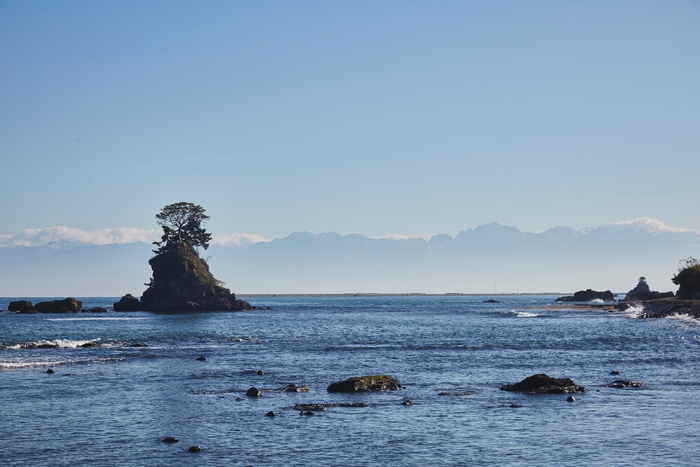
[{"xmin": 237, "ymin": 292, "xmax": 569, "ymax": 297}]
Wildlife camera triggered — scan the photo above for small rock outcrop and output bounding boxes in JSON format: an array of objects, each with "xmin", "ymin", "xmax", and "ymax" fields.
[
  {"xmin": 500, "ymin": 374, "xmax": 586, "ymax": 394},
  {"xmin": 624, "ymin": 277, "xmax": 674, "ymax": 301},
  {"xmin": 673, "ymin": 263, "xmax": 700, "ymax": 299},
  {"xmin": 605, "ymin": 379, "xmax": 644, "ymax": 388},
  {"xmin": 555, "ymin": 289, "xmax": 614, "ymax": 302},
  {"xmin": 327, "ymin": 375, "xmax": 403, "ymax": 393},
  {"xmin": 34, "ymin": 298, "xmax": 82, "ymax": 313},
  {"xmin": 114, "ymin": 294, "xmax": 141, "ymax": 311},
  {"xmin": 246, "ymin": 387, "xmax": 262, "ymax": 397},
  {"xmin": 162, "ymin": 437, "xmax": 179, "ymax": 443},
  {"xmin": 8, "ymin": 300, "xmax": 34, "ymax": 312},
  {"xmin": 138, "ymin": 242, "xmax": 252, "ymax": 312}
]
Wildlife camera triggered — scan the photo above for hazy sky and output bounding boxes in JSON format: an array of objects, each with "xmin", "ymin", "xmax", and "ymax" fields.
[{"xmin": 2, "ymin": 1, "xmax": 699, "ymax": 239}]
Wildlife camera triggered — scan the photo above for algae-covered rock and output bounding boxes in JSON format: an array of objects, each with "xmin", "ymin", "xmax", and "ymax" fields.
[
  {"xmin": 500, "ymin": 374, "xmax": 586, "ymax": 394},
  {"xmin": 139, "ymin": 242, "xmax": 252, "ymax": 312},
  {"xmin": 327, "ymin": 375, "xmax": 403, "ymax": 393}
]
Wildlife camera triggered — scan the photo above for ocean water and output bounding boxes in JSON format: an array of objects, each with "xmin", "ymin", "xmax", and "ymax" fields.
[{"xmin": 1, "ymin": 295, "xmax": 699, "ymax": 466}]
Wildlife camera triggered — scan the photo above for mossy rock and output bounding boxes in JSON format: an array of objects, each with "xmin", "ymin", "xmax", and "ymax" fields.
[{"xmin": 327, "ymin": 375, "xmax": 403, "ymax": 393}]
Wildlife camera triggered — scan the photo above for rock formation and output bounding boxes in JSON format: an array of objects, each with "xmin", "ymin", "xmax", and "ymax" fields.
[
  {"xmin": 555, "ymin": 289, "xmax": 614, "ymax": 302},
  {"xmin": 672, "ymin": 264, "xmax": 700, "ymax": 299},
  {"xmin": 122, "ymin": 242, "xmax": 252, "ymax": 312},
  {"xmin": 624, "ymin": 277, "xmax": 674, "ymax": 301},
  {"xmin": 113, "ymin": 294, "xmax": 141, "ymax": 311},
  {"xmin": 34, "ymin": 298, "xmax": 82, "ymax": 313},
  {"xmin": 500, "ymin": 374, "xmax": 586, "ymax": 394},
  {"xmin": 327, "ymin": 375, "xmax": 403, "ymax": 393},
  {"xmin": 8, "ymin": 300, "xmax": 34, "ymax": 312}
]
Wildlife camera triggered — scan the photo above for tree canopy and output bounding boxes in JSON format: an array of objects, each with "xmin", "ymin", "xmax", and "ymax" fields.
[{"xmin": 153, "ymin": 202, "xmax": 212, "ymax": 252}]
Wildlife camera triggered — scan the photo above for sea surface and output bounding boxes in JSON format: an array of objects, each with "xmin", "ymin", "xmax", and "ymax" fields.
[{"xmin": 1, "ymin": 295, "xmax": 699, "ymax": 466}]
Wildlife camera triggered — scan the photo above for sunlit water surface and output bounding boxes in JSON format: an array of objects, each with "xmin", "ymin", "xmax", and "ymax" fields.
[{"xmin": 1, "ymin": 296, "xmax": 699, "ymax": 466}]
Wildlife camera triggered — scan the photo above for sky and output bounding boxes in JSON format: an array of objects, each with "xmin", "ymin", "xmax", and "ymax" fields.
[{"xmin": 1, "ymin": 0, "xmax": 699, "ymax": 240}]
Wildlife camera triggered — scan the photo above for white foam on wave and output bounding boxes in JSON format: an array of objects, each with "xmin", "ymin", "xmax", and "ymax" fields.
[
  {"xmin": 508, "ymin": 310, "xmax": 542, "ymax": 318},
  {"xmin": 47, "ymin": 318, "xmax": 150, "ymax": 321},
  {"xmin": 1, "ymin": 338, "xmax": 104, "ymax": 349},
  {"xmin": 664, "ymin": 313, "xmax": 700, "ymax": 325},
  {"xmin": 0, "ymin": 356, "xmax": 123, "ymax": 370},
  {"xmin": 589, "ymin": 299, "xmax": 605, "ymax": 304},
  {"xmin": 620, "ymin": 304, "xmax": 645, "ymax": 318}
]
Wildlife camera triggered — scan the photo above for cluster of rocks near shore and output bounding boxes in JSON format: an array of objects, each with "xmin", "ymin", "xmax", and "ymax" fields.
[{"xmin": 7, "ymin": 298, "xmax": 107, "ymax": 314}]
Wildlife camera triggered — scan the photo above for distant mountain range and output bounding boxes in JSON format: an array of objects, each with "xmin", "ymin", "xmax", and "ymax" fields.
[{"xmin": 2, "ymin": 220, "xmax": 698, "ymax": 296}]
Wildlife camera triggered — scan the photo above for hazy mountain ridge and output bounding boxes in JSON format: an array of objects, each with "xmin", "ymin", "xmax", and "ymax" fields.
[{"xmin": 2, "ymin": 221, "xmax": 698, "ymax": 295}]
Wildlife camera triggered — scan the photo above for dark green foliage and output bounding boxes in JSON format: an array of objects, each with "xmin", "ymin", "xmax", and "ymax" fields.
[
  {"xmin": 153, "ymin": 202, "xmax": 212, "ymax": 252},
  {"xmin": 672, "ymin": 257, "xmax": 700, "ymax": 299}
]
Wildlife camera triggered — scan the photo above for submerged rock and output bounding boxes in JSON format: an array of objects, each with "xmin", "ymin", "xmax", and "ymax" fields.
[
  {"xmin": 46, "ymin": 369, "xmax": 55, "ymax": 374},
  {"xmin": 567, "ymin": 396, "xmax": 576, "ymax": 402},
  {"xmin": 87, "ymin": 307, "xmax": 108, "ymax": 313},
  {"xmin": 196, "ymin": 356, "xmax": 207, "ymax": 361},
  {"xmin": 265, "ymin": 411, "xmax": 275, "ymax": 417},
  {"xmin": 500, "ymin": 374, "xmax": 586, "ymax": 394},
  {"xmin": 555, "ymin": 290, "xmax": 614, "ymax": 302},
  {"xmin": 484, "ymin": 299, "xmax": 500, "ymax": 303},
  {"xmin": 114, "ymin": 294, "xmax": 141, "ymax": 312},
  {"xmin": 138, "ymin": 242, "xmax": 252, "ymax": 312},
  {"xmin": 162, "ymin": 437, "xmax": 179, "ymax": 443},
  {"xmin": 187, "ymin": 446, "xmax": 201, "ymax": 453},
  {"xmin": 34, "ymin": 298, "xmax": 82, "ymax": 313},
  {"xmin": 438, "ymin": 391, "xmax": 476, "ymax": 396},
  {"xmin": 246, "ymin": 387, "xmax": 262, "ymax": 397},
  {"xmin": 327, "ymin": 375, "xmax": 403, "ymax": 393}
]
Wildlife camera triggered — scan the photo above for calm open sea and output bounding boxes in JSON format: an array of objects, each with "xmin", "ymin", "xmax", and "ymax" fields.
[{"xmin": 1, "ymin": 295, "xmax": 699, "ymax": 466}]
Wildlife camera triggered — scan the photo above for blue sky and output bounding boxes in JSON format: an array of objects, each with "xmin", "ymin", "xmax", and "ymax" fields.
[{"xmin": 1, "ymin": 0, "xmax": 699, "ymax": 239}]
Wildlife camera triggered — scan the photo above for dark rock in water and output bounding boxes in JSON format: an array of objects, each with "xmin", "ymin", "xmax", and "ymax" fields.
[
  {"xmin": 631, "ymin": 298, "xmax": 700, "ymax": 319},
  {"xmin": 500, "ymin": 374, "xmax": 586, "ymax": 394},
  {"xmin": 114, "ymin": 294, "xmax": 141, "ymax": 312},
  {"xmin": 246, "ymin": 387, "xmax": 262, "ymax": 397},
  {"xmin": 301, "ymin": 411, "xmax": 314, "ymax": 416},
  {"xmin": 196, "ymin": 356, "xmax": 207, "ymax": 361},
  {"xmin": 609, "ymin": 370, "xmax": 620, "ymax": 375},
  {"xmin": 8, "ymin": 300, "xmax": 34, "ymax": 312},
  {"xmin": 509, "ymin": 404, "xmax": 524, "ymax": 408},
  {"xmin": 129, "ymin": 343, "xmax": 148, "ymax": 348},
  {"xmin": 256, "ymin": 370, "xmax": 264, "ymax": 375},
  {"xmin": 35, "ymin": 298, "xmax": 82, "ymax": 313},
  {"xmin": 438, "ymin": 391, "xmax": 476, "ymax": 396},
  {"xmin": 187, "ymin": 446, "xmax": 201, "ymax": 453},
  {"xmin": 605, "ymin": 379, "xmax": 644, "ymax": 388},
  {"xmin": 46, "ymin": 369, "xmax": 54, "ymax": 374},
  {"xmin": 402, "ymin": 398, "xmax": 414, "ymax": 405},
  {"xmin": 80, "ymin": 342, "xmax": 99, "ymax": 348},
  {"xmin": 567, "ymin": 396, "xmax": 576, "ymax": 402},
  {"xmin": 555, "ymin": 290, "xmax": 614, "ymax": 302},
  {"xmin": 18, "ymin": 308, "xmax": 39, "ymax": 314},
  {"xmin": 235, "ymin": 397, "xmax": 244, "ymax": 401},
  {"xmin": 138, "ymin": 242, "xmax": 253, "ymax": 312},
  {"xmin": 162, "ymin": 437, "xmax": 179, "ymax": 443},
  {"xmin": 265, "ymin": 411, "xmax": 275, "ymax": 417},
  {"xmin": 87, "ymin": 307, "xmax": 108, "ymax": 313},
  {"xmin": 327, "ymin": 375, "xmax": 403, "ymax": 393},
  {"xmin": 613, "ymin": 303, "xmax": 630, "ymax": 311},
  {"xmin": 484, "ymin": 299, "xmax": 500, "ymax": 303}
]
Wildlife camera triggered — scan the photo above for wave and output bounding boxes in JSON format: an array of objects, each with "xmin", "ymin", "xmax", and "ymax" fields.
[
  {"xmin": 664, "ymin": 313, "xmax": 700, "ymax": 325},
  {"xmin": 620, "ymin": 304, "xmax": 645, "ymax": 318},
  {"xmin": 506, "ymin": 310, "xmax": 542, "ymax": 318},
  {"xmin": 0, "ymin": 356, "xmax": 123, "ymax": 370},
  {"xmin": 46, "ymin": 318, "xmax": 150, "ymax": 321},
  {"xmin": 0, "ymin": 338, "xmax": 102, "ymax": 350}
]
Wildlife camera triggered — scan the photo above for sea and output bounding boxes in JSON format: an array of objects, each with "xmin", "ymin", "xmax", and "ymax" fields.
[{"xmin": 1, "ymin": 295, "xmax": 699, "ymax": 467}]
